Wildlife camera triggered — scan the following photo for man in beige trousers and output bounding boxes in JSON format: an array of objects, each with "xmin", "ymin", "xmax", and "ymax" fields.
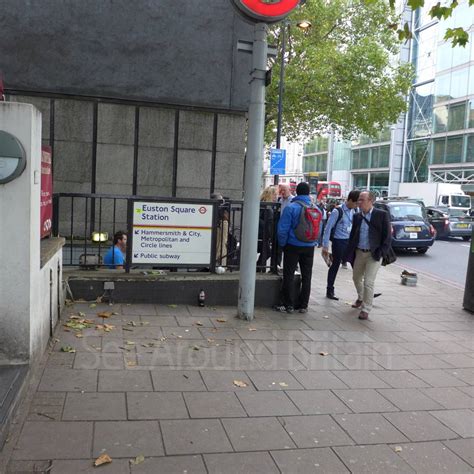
[{"xmin": 344, "ymin": 191, "xmax": 391, "ymax": 320}]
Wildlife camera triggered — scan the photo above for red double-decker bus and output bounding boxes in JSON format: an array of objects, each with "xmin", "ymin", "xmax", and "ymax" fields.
[{"xmin": 317, "ymin": 181, "xmax": 342, "ymax": 198}]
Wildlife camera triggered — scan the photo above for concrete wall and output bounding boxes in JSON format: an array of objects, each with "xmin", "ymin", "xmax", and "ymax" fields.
[
  {"xmin": 0, "ymin": 102, "xmax": 64, "ymax": 363},
  {"xmin": 0, "ymin": 0, "xmax": 253, "ymax": 111},
  {"xmin": 0, "ymin": 103, "xmax": 41, "ymax": 362}
]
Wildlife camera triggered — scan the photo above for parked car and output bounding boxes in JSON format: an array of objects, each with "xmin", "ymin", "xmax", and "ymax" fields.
[
  {"xmin": 426, "ymin": 206, "xmax": 472, "ymax": 241},
  {"xmin": 374, "ymin": 200, "xmax": 435, "ymax": 254}
]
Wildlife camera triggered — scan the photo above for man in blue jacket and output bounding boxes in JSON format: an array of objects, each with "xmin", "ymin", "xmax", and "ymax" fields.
[{"xmin": 276, "ymin": 182, "xmax": 318, "ymax": 314}]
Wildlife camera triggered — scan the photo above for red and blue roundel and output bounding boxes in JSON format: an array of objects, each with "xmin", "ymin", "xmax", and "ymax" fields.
[{"xmin": 233, "ymin": 0, "xmax": 301, "ymax": 23}]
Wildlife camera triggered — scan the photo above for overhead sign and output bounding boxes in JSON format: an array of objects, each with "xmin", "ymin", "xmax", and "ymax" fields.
[
  {"xmin": 40, "ymin": 146, "xmax": 53, "ymax": 238},
  {"xmin": 270, "ymin": 148, "xmax": 286, "ymax": 175},
  {"xmin": 131, "ymin": 201, "xmax": 214, "ymax": 266},
  {"xmin": 232, "ymin": 0, "xmax": 300, "ymax": 23}
]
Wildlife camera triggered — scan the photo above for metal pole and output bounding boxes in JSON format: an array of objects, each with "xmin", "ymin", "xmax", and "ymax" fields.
[
  {"xmin": 274, "ymin": 22, "xmax": 286, "ymax": 186},
  {"xmin": 238, "ymin": 23, "xmax": 268, "ymax": 321}
]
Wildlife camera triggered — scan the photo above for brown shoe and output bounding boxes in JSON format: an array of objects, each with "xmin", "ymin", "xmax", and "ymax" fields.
[
  {"xmin": 351, "ymin": 299, "xmax": 363, "ymax": 309},
  {"xmin": 358, "ymin": 311, "xmax": 369, "ymax": 320}
]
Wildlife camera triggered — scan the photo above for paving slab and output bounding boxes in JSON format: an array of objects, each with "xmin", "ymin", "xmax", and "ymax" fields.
[
  {"xmin": 63, "ymin": 392, "xmax": 126, "ymax": 420},
  {"xmin": 421, "ymin": 387, "xmax": 474, "ymax": 409},
  {"xmin": 98, "ymin": 370, "xmax": 153, "ymax": 391},
  {"xmin": 12, "ymin": 421, "xmax": 93, "ymax": 460},
  {"xmin": 38, "ymin": 368, "xmax": 98, "ymax": 392},
  {"xmin": 430, "ymin": 409, "xmax": 474, "ymax": 438},
  {"xmin": 279, "ymin": 415, "xmax": 354, "ymax": 448},
  {"xmin": 444, "ymin": 438, "xmax": 474, "ymax": 467},
  {"xmin": 333, "ymin": 355, "xmax": 384, "ymax": 370},
  {"xmin": 93, "ymin": 420, "xmax": 164, "ymax": 457},
  {"xmin": 184, "ymin": 392, "xmax": 246, "ymax": 418},
  {"xmin": 73, "ymin": 352, "xmax": 125, "ymax": 370},
  {"xmin": 51, "ymin": 459, "xmax": 130, "ymax": 473},
  {"xmin": 200, "ymin": 370, "xmax": 255, "ymax": 391},
  {"xmin": 222, "ymin": 417, "xmax": 295, "ymax": 451},
  {"xmin": 333, "ymin": 444, "xmax": 415, "ymax": 473},
  {"xmin": 333, "ymin": 389, "xmax": 399, "ymax": 413},
  {"xmin": 127, "ymin": 392, "xmax": 189, "ymax": 419},
  {"xmin": 286, "ymin": 390, "xmax": 350, "ymax": 415},
  {"xmin": 384, "ymin": 411, "xmax": 459, "ymax": 442},
  {"xmin": 294, "ymin": 353, "xmax": 346, "ymax": 370},
  {"xmin": 245, "ymin": 370, "xmax": 303, "ymax": 390},
  {"xmin": 151, "ymin": 369, "xmax": 206, "ymax": 391},
  {"xmin": 333, "ymin": 370, "xmax": 389, "ymax": 389},
  {"xmin": 291, "ymin": 370, "xmax": 348, "ymax": 390},
  {"xmin": 373, "ymin": 370, "xmax": 429, "ymax": 388},
  {"xmin": 236, "ymin": 391, "xmax": 300, "ymax": 416},
  {"xmin": 204, "ymin": 452, "xmax": 279, "ymax": 474},
  {"xmin": 409, "ymin": 369, "xmax": 469, "ymax": 387},
  {"xmin": 270, "ymin": 447, "xmax": 350, "ymax": 473},
  {"xmin": 333, "ymin": 413, "xmax": 408, "ymax": 445},
  {"xmin": 392, "ymin": 441, "xmax": 473, "ymax": 473},
  {"xmin": 377, "ymin": 388, "xmax": 444, "ymax": 411},
  {"xmin": 160, "ymin": 419, "xmax": 232, "ymax": 455},
  {"xmin": 130, "ymin": 454, "xmax": 206, "ymax": 473}
]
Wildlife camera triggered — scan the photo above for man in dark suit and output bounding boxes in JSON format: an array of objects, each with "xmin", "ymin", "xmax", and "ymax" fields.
[{"xmin": 345, "ymin": 191, "xmax": 391, "ymax": 320}]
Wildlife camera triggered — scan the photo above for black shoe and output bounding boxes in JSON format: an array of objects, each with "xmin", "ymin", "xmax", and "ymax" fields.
[
  {"xmin": 374, "ymin": 293, "xmax": 382, "ymax": 298},
  {"xmin": 326, "ymin": 291, "xmax": 339, "ymax": 301},
  {"xmin": 286, "ymin": 306, "xmax": 294, "ymax": 314}
]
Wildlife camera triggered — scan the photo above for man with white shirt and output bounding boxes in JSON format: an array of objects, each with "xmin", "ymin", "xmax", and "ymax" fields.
[{"xmin": 322, "ymin": 190, "xmax": 360, "ymax": 300}]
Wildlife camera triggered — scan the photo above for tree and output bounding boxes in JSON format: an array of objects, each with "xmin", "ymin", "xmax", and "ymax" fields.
[
  {"xmin": 265, "ymin": 0, "xmax": 414, "ymax": 142},
  {"xmin": 388, "ymin": 0, "xmax": 473, "ymax": 47}
]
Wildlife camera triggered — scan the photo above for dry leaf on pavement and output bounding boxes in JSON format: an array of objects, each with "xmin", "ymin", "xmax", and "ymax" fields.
[
  {"xmin": 216, "ymin": 318, "xmax": 227, "ymax": 323},
  {"xmin": 60, "ymin": 345, "xmax": 76, "ymax": 353},
  {"xmin": 98, "ymin": 311, "xmax": 113, "ymax": 318},
  {"xmin": 233, "ymin": 380, "xmax": 248, "ymax": 388},
  {"xmin": 130, "ymin": 454, "xmax": 145, "ymax": 465},
  {"xmin": 89, "ymin": 303, "xmax": 97, "ymax": 308},
  {"xmin": 279, "ymin": 382, "xmax": 289, "ymax": 387},
  {"xmin": 94, "ymin": 453, "xmax": 112, "ymax": 466},
  {"xmin": 319, "ymin": 352, "xmax": 329, "ymax": 356},
  {"xmin": 195, "ymin": 321, "xmax": 203, "ymax": 326},
  {"xmin": 394, "ymin": 446, "xmax": 403, "ymax": 453},
  {"xmin": 248, "ymin": 328, "xmax": 257, "ymax": 332}
]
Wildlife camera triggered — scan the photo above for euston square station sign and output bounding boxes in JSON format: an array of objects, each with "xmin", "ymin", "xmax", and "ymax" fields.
[{"xmin": 131, "ymin": 201, "xmax": 214, "ymax": 266}]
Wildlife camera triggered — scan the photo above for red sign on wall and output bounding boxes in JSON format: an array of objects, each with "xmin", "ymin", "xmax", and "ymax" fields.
[
  {"xmin": 40, "ymin": 146, "xmax": 53, "ymax": 238},
  {"xmin": 232, "ymin": 0, "xmax": 300, "ymax": 22}
]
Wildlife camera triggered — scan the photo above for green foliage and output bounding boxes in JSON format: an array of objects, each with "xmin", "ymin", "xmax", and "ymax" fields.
[
  {"xmin": 265, "ymin": 0, "xmax": 414, "ymax": 143},
  {"xmin": 444, "ymin": 27, "xmax": 470, "ymax": 47}
]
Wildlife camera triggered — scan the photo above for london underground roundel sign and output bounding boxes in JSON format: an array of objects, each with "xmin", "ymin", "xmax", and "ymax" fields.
[{"xmin": 233, "ymin": 0, "xmax": 300, "ymax": 23}]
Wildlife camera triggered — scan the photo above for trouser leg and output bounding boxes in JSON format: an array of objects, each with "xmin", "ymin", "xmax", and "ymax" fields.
[
  {"xmin": 361, "ymin": 257, "xmax": 382, "ymax": 313},
  {"xmin": 297, "ymin": 246, "xmax": 315, "ymax": 309},
  {"xmin": 352, "ymin": 250, "xmax": 368, "ymax": 301},
  {"xmin": 282, "ymin": 246, "xmax": 299, "ymax": 308},
  {"xmin": 327, "ymin": 239, "xmax": 348, "ymax": 292}
]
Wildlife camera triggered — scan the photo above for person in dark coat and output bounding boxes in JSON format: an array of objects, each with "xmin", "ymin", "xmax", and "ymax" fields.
[{"xmin": 345, "ymin": 191, "xmax": 391, "ymax": 320}]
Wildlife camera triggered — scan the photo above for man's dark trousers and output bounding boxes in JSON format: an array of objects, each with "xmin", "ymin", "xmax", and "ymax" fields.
[
  {"xmin": 327, "ymin": 238, "xmax": 348, "ymax": 293},
  {"xmin": 282, "ymin": 244, "xmax": 315, "ymax": 309}
]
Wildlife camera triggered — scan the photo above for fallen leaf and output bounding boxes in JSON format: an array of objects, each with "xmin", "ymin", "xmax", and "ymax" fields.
[
  {"xmin": 78, "ymin": 312, "xmax": 86, "ymax": 317},
  {"xmin": 207, "ymin": 338, "xmax": 215, "ymax": 343},
  {"xmin": 319, "ymin": 351, "xmax": 329, "ymax": 356},
  {"xmin": 89, "ymin": 303, "xmax": 97, "ymax": 308},
  {"xmin": 96, "ymin": 296, "xmax": 103, "ymax": 304},
  {"xmin": 126, "ymin": 341, "xmax": 135, "ymax": 346},
  {"xmin": 112, "ymin": 312, "xmax": 119, "ymax": 315},
  {"xmin": 127, "ymin": 361, "xmax": 137, "ymax": 367},
  {"xmin": 103, "ymin": 324, "xmax": 115, "ymax": 331},
  {"xmin": 95, "ymin": 324, "xmax": 104, "ymax": 330},
  {"xmin": 75, "ymin": 334, "xmax": 84, "ymax": 338},
  {"xmin": 279, "ymin": 382, "xmax": 289, "ymax": 387},
  {"xmin": 127, "ymin": 321, "xmax": 137, "ymax": 327},
  {"xmin": 130, "ymin": 454, "xmax": 145, "ymax": 465},
  {"xmin": 216, "ymin": 318, "xmax": 227, "ymax": 323},
  {"xmin": 394, "ymin": 446, "xmax": 403, "ymax": 453},
  {"xmin": 60, "ymin": 345, "xmax": 76, "ymax": 353},
  {"xmin": 248, "ymin": 328, "xmax": 257, "ymax": 332},
  {"xmin": 192, "ymin": 345, "xmax": 200, "ymax": 351},
  {"xmin": 168, "ymin": 304, "xmax": 177, "ymax": 308},
  {"xmin": 94, "ymin": 453, "xmax": 112, "ymax": 467},
  {"xmin": 98, "ymin": 311, "xmax": 113, "ymax": 318},
  {"xmin": 195, "ymin": 321, "xmax": 203, "ymax": 326},
  {"xmin": 233, "ymin": 380, "xmax": 248, "ymax": 388},
  {"xmin": 323, "ymin": 315, "xmax": 329, "ymax": 319},
  {"xmin": 119, "ymin": 346, "xmax": 131, "ymax": 352}
]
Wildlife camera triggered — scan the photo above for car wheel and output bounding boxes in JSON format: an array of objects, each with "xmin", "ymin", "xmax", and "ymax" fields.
[
  {"xmin": 417, "ymin": 247, "xmax": 428, "ymax": 254},
  {"xmin": 462, "ymin": 236, "xmax": 470, "ymax": 242}
]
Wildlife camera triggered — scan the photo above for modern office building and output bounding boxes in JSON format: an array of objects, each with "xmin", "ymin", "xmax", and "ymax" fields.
[{"xmin": 297, "ymin": 0, "xmax": 474, "ymax": 197}]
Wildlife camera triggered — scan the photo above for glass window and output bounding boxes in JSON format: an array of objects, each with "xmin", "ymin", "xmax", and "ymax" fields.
[
  {"xmin": 379, "ymin": 146, "xmax": 390, "ymax": 168},
  {"xmin": 436, "ymin": 41, "xmax": 452, "ymax": 72},
  {"xmin": 359, "ymin": 135, "xmax": 371, "ymax": 145},
  {"xmin": 303, "ymin": 155, "xmax": 316, "ymax": 173},
  {"xmin": 469, "ymin": 66, "xmax": 474, "ymax": 96},
  {"xmin": 468, "ymin": 101, "xmax": 474, "ymax": 129},
  {"xmin": 448, "ymin": 103, "xmax": 466, "ymax": 132},
  {"xmin": 351, "ymin": 150, "xmax": 360, "ymax": 169},
  {"xmin": 360, "ymin": 148, "xmax": 371, "ymax": 168},
  {"xmin": 410, "ymin": 82, "xmax": 434, "ymax": 138},
  {"xmin": 315, "ymin": 154, "xmax": 328, "ymax": 172},
  {"xmin": 445, "ymin": 136, "xmax": 463, "ymax": 163},
  {"xmin": 467, "ymin": 135, "xmax": 474, "ymax": 162},
  {"xmin": 450, "ymin": 68, "xmax": 469, "ymax": 99},
  {"xmin": 407, "ymin": 140, "xmax": 429, "ymax": 182},
  {"xmin": 432, "ymin": 138, "xmax": 446, "ymax": 164},
  {"xmin": 413, "ymin": 26, "xmax": 438, "ymax": 82},
  {"xmin": 371, "ymin": 172, "xmax": 389, "ymax": 187},
  {"xmin": 379, "ymin": 126, "xmax": 391, "ymax": 142},
  {"xmin": 433, "ymin": 105, "xmax": 448, "ymax": 132},
  {"xmin": 452, "ymin": 41, "xmax": 471, "ymax": 68},
  {"xmin": 371, "ymin": 148, "xmax": 380, "ymax": 168},
  {"xmin": 388, "ymin": 204, "xmax": 424, "ymax": 220},
  {"xmin": 452, "ymin": 1, "xmax": 473, "ymax": 31},
  {"xmin": 353, "ymin": 173, "xmax": 368, "ymax": 189},
  {"xmin": 451, "ymin": 196, "xmax": 471, "ymax": 209},
  {"xmin": 435, "ymin": 73, "xmax": 451, "ymax": 103}
]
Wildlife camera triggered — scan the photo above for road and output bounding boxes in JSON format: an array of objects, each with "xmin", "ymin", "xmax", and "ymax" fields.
[{"xmin": 393, "ymin": 237, "xmax": 470, "ymax": 288}]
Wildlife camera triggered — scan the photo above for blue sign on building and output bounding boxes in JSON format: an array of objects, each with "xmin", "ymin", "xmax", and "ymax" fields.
[{"xmin": 270, "ymin": 148, "xmax": 286, "ymax": 175}]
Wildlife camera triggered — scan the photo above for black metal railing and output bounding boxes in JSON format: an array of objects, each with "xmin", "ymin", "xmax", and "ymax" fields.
[{"xmin": 53, "ymin": 193, "xmax": 280, "ymax": 274}]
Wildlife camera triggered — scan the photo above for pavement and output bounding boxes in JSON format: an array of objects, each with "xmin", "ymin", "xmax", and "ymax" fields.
[{"xmin": 1, "ymin": 257, "xmax": 473, "ymax": 473}]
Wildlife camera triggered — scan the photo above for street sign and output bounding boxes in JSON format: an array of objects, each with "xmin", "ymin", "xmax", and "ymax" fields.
[
  {"xmin": 131, "ymin": 201, "xmax": 214, "ymax": 266},
  {"xmin": 270, "ymin": 148, "xmax": 286, "ymax": 175},
  {"xmin": 232, "ymin": 0, "xmax": 300, "ymax": 23}
]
